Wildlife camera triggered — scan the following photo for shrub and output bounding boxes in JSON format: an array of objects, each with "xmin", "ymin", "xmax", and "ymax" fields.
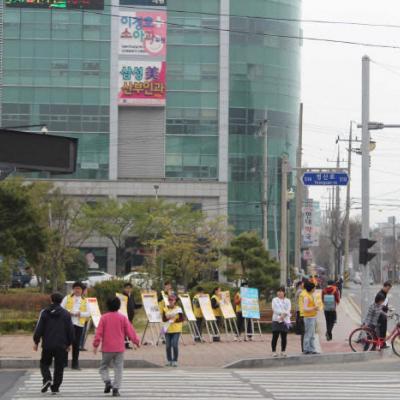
[
  {"xmin": 0, "ymin": 319, "xmax": 37, "ymax": 333},
  {"xmin": 188, "ymin": 281, "xmax": 236, "ymax": 298},
  {"xmin": 88, "ymin": 279, "xmax": 141, "ymax": 313},
  {"xmin": 0, "ymin": 293, "xmax": 50, "ymax": 312}
]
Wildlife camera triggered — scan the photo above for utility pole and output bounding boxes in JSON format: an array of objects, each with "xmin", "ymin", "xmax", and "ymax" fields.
[
  {"xmin": 261, "ymin": 120, "xmax": 269, "ymax": 251},
  {"xmin": 280, "ymin": 154, "xmax": 288, "ymax": 286},
  {"xmin": 343, "ymin": 122, "xmax": 353, "ymax": 287},
  {"xmin": 361, "ymin": 55, "xmax": 371, "ymax": 321},
  {"xmin": 392, "ymin": 216, "xmax": 396, "ymax": 282},
  {"xmin": 295, "ymin": 103, "xmax": 303, "ymax": 275},
  {"xmin": 335, "ymin": 149, "xmax": 341, "ymax": 278}
]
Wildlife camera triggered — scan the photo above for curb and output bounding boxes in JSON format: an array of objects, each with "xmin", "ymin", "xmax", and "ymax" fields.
[
  {"xmin": 224, "ymin": 351, "xmax": 387, "ymax": 369},
  {"xmin": 0, "ymin": 358, "xmax": 161, "ymax": 369}
]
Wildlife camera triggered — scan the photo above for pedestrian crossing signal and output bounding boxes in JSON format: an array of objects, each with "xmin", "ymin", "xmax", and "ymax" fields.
[{"xmin": 359, "ymin": 238, "xmax": 376, "ymax": 265}]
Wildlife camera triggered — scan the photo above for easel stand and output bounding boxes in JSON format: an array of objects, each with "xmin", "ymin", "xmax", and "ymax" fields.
[
  {"xmin": 141, "ymin": 321, "xmax": 163, "ymax": 346},
  {"xmin": 204, "ymin": 319, "xmax": 221, "ymax": 343},
  {"xmin": 187, "ymin": 320, "xmax": 203, "ymax": 343},
  {"xmin": 244, "ymin": 318, "xmax": 264, "ymax": 341},
  {"xmin": 223, "ymin": 317, "xmax": 240, "ymax": 341}
]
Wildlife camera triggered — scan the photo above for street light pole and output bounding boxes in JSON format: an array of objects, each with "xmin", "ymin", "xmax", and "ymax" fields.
[
  {"xmin": 361, "ymin": 55, "xmax": 371, "ymax": 322},
  {"xmin": 295, "ymin": 103, "xmax": 303, "ymax": 275},
  {"xmin": 280, "ymin": 154, "xmax": 288, "ymax": 286},
  {"xmin": 261, "ymin": 119, "xmax": 269, "ymax": 252}
]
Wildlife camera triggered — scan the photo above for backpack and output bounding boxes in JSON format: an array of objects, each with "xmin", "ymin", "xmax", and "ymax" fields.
[{"xmin": 324, "ymin": 294, "xmax": 336, "ymax": 311}]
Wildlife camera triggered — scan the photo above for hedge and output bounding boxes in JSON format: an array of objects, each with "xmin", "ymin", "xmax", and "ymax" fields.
[
  {"xmin": 0, "ymin": 293, "xmax": 50, "ymax": 312},
  {"xmin": 0, "ymin": 319, "xmax": 37, "ymax": 333}
]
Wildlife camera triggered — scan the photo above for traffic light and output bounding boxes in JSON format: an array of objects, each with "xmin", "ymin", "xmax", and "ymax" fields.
[{"xmin": 359, "ymin": 238, "xmax": 377, "ymax": 265}]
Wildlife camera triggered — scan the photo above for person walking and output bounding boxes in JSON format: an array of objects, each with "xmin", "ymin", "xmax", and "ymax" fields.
[
  {"xmin": 295, "ymin": 280, "xmax": 306, "ymax": 352},
  {"xmin": 93, "ymin": 296, "xmax": 140, "ymax": 397},
  {"xmin": 271, "ymin": 287, "xmax": 291, "ymax": 357},
  {"xmin": 303, "ymin": 281, "xmax": 319, "ymax": 355},
  {"xmin": 61, "ymin": 281, "xmax": 91, "ymax": 370},
  {"xmin": 162, "ymin": 294, "xmax": 184, "ymax": 367},
  {"xmin": 376, "ymin": 281, "xmax": 392, "ymax": 348},
  {"xmin": 192, "ymin": 286, "xmax": 205, "ymax": 342},
  {"xmin": 122, "ymin": 282, "xmax": 141, "ymax": 349},
  {"xmin": 322, "ymin": 279, "xmax": 340, "ymax": 341},
  {"xmin": 33, "ymin": 292, "xmax": 74, "ymax": 395}
]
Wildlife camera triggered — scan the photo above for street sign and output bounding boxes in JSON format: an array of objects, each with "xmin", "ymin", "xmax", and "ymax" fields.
[{"xmin": 302, "ymin": 172, "xmax": 349, "ymax": 186}]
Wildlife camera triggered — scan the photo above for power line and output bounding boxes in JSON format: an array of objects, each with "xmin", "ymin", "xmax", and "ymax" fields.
[{"xmin": 78, "ymin": 9, "xmax": 400, "ymax": 50}]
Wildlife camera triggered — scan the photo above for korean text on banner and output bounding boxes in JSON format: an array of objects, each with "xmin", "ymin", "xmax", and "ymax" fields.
[
  {"xmin": 116, "ymin": 293, "xmax": 128, "ymax": 318},
  {"xmin": 219, "ymin": 291, "xmax": 236, "ymax": 319},
  {"xmin": 141, "ymin": 291, "xmax": 162, "ymax": 323},
  {"xmin": 86, "ymin": 297, "xmax": 101, "ymax": 328},
  {"xmin": 198, "ymin": 294, "xmax": 216, "ymax": 321},
  {"xmin": 240, "ymin": 287, "xmax": 260, "ymax": 319},
  {"xmin": 120, "ymin": 11, "xmax": 167, "ymax": 57},
  {"xmin": 118, "ymin": 61, "xmax": 166, "ymax": 106},
  {"xmin": 178, "ymin": 294, "xmax": 196, "ymax": 322}
]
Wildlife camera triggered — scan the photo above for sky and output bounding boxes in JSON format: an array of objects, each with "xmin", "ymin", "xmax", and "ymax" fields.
[{"xmin": 301, "ymin": 0, "xmax": 400, "ymax": 226}]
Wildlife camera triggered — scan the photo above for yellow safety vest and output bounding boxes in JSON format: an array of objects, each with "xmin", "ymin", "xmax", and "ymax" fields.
[
  {"xmin": 211, "ymin": 295, "xmax": 222, "ymax": 317},
  {"xmin": 303, "ymin": 292, "xmax": 317, "ymax": 318},
  {"xmin": 298, "ymin": 289, "xmax": 306, "ymax": 317},
  {"xmin": 65, "ymin": 295, "xmax": 89, "ymax": 326},
  {"xmin": 234, "ymin": 292, "xmax": 241, "ymax": 313},
  {"xmin": 163, "ymin": 306, "xmax": 183, "ymax": 333},
  {"xmin": 193, "ymin": 294, "xmax": 203, "ymax": 318}
]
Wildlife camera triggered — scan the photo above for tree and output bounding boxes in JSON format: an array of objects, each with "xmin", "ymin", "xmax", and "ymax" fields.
[
  {"xmin": 65, "ymin": 251, "xmax": 88, "ymax": 282},
  {"xmin": 222, "ymin": 232, "xmax": 280, "ymax": 292}
]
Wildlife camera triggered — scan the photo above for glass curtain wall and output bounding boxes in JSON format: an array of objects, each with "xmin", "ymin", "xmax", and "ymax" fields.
[
  {"xmin": 2, "ymin": 6, "xmax": 111, "ymax": 179},
  {"xmin": 229, "ymin": 0, "xmax": 301, "ymax": 255},
  {"xmin": 165, "ymin": 0, "xmax": 220, "ymax": 179}
]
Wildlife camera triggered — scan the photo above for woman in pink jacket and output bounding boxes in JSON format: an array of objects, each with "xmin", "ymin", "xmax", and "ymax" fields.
[{"xmin": 93, "ymin": 297, "xmax": 140, "ymax": 397}]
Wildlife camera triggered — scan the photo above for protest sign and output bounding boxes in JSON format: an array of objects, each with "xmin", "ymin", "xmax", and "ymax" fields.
[
  {"xmin": 198, "ymin": 294, "xmax": 216, "ymax": 321},
  {"xmin": 141, "ymin": 290, "xmax": 162, "ymax": 323},
  {"xmin": 178, "ymin": 293, "xmax": 196, "ymax": 321},
  {"xmin": 86, "ymin": 297, "xmax": 101, "ymax": 328},
  {"xmin": 219, "ymin": 291, "xmax": 236, "ymax": 319},
  {"xmin": 240, "ymin": 287, "xmax": 260, "ymax": 319}
]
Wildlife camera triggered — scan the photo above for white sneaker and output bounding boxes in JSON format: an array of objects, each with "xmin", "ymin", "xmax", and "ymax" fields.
[
  {"xmin": 171, "ymin": 361, "xmax": 178, "ymax": 367},
  {"xmin": 280, "ymin": 352, "xmax": 287, "ymax": 358},
  {"xmin": 272, "ymin": 352, "xmax": 279, "ymax": 358}
]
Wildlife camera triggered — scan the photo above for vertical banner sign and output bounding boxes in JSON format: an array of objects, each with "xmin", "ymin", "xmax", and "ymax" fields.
[
  {"xmin": 302, "ymin": 199, "xmax": 321, "ymax": 247},
  {"xmin": 219, "ymin": 291, "xmax": 236, "ymax": 319},
  {"xmin": 240, "ymin": 287, "xmax": 260, "ymax": 319},
  {"xmin": 141, "ymin": 291, "xmax": 162, "ymax": 323},
  {"xmin": 178, "ymin": 294, "xmax": 197, "ymax": 322},
  {"xmin": 86, "ymin": 297, "xmax": 102, "ymax": 328},
  {"xmin": 120, "ymin": 11, "xmax": 167, "ymax": 57},
  {"xmin": 118, "ymin": 61, "xmax": 166, "ymax": 106},
  {"xmin": 198, "ymin": 294, "xmax": 216, "ymax": 321}
]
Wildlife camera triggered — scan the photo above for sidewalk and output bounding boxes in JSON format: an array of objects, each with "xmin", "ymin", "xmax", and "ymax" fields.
[{"xmin": 0, "ymin": 295, "xmax": 360, "ymax": 368}]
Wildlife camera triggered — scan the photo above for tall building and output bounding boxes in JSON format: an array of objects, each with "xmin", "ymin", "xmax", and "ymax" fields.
[{"xmin": 1, "ymin": 0, "xmax": 301, "ymax": 272}]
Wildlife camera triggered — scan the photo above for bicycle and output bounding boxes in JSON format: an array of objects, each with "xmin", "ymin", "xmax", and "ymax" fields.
[{"xmin": 348, "ymin": 312, "xmax": 400, "ymax": 357}]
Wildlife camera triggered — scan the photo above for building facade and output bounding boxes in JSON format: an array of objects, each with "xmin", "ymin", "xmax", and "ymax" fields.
[{"xmin": 1, "ymin": 0, "xmax": 301, "ymax": 272}]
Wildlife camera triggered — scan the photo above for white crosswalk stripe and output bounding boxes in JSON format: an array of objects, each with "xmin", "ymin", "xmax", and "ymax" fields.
[
  {"xmin": 11, "ymin": 369, "xmax": 400, "ymax": 400},
  {"xmin": 11, "ymin": 370, "xmax": 267, "ymax": 399}
]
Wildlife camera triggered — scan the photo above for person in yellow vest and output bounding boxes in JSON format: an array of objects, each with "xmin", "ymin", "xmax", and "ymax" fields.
[
  {"xmin": 295, "ymin": 280, "xmax": 306, "ymax": 352},
  {"xmin": 61, "ymin": 281, "xmax": 91, "ymax": 370},
  {"xmin": 302, "ymin": 281, "xmax": 319, "ymax": 355},
  {"xmin": 162, "ymin": 294, "xmax": 183, "ymax": 367},
  {"xmin": 211, "ymin": 287, "xmax": 222, "ymax": 341},
  {"xmin": 192, "ymin": 286, "xmax": 205, "ymax": 342}
]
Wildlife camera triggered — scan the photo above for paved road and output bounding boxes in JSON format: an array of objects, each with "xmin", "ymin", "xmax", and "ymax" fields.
[
  {"xmin": 6, "ymin": 367, "xmax": 400, "ymax": 400},
  {"xmin": 0, "ymin": 371, "xmax": 26, "ymax": 400}
]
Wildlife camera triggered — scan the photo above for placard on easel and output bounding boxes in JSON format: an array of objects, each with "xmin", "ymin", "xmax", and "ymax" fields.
[
  {"xmin": 220, "ymin": 291, "xmax": 240, "ymax": 340},
  {"xmin": 141, "ymin": 290, "xmax": 163, "ymax": 346},
  {"xmin": 241, "ymin": 287, "xmax": 264, "ymax": 340},
  {"xmin": 179, "ymin": 293, "xmax": 202, "ymax": 343},
  {"xmin": 198, "ymin": 294, "xmax": 220, "ymax": 342}
]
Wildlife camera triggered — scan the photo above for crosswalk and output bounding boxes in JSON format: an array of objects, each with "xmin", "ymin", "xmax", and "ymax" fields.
[{"xmin": 11, "ymin": 369, "xmax": 400, "ymax": 399}]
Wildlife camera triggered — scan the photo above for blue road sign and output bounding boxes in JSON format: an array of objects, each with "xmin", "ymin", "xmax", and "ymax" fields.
[{"xmin": 302, "ymin": 172, "xmax": 349, "ymax": 186}]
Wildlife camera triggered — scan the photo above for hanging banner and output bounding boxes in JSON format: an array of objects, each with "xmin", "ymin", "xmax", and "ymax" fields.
[
  {"xmin": 141, "ymin": 290, "xmax": 162, "ymax": 323},
  {"xmin": 178, "ymin": 294, "xmax": 196, "ymax": 322},
  {"xmin": 116, "ymin": 293, "xmax": 128, "ymax": 318},
  {"xmin": 118, "ymin": 61, "xmax": 166, "ymax": 106},
  {"xmin": 119, "ymin": 11, "xmax": 167, "ymax": 57},
  {"xmin": 198, "ymin": 294, "xmax": 216, "ymax": 321},
  {"xmin": 219, "ymin": 291, "xmax": 236, "ymax": 319},
  {"xmin": 240, "ymin": 287, "xmax": 260, "ymax": 319},
  {"xmin": 86, "ymin": 297, "xmax": 102, "ymax": 328}
]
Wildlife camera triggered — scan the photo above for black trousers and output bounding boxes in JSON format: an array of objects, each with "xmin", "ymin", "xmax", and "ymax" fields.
[
  {"xmin": 40, "ymin": 348, "xmax": 67, "ymax": 391},
  {"xmin": 378, "ymin": 313, "xmax": 388, "ymax": 340},
  {"xmin": 72, "ymin": 325, "xmax": 83, "ymax": 367},
  {"xmin": 271, "ymin": 331, "xmax": 288, "ymax": 352},
  {"xmin": 324, "ymin": 311, "xmax": 337, "ymax": 338},
  {"xmin": 195, "ymin": 317, "xmax": 203, "ymax": 338},
  {"xmin": 236, "ymin": 312, "xmax": 254, "ymax": 336}
]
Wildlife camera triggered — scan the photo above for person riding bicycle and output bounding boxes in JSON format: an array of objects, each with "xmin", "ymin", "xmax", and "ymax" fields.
[{"xmin": 363, "ymin": 293, "xmax": 386, "ymax": 346}]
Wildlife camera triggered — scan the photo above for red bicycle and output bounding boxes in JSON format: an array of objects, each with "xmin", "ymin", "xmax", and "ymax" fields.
[{"xmin": 348, "ymin": 312, "xmax": 400, "ymax": 357}]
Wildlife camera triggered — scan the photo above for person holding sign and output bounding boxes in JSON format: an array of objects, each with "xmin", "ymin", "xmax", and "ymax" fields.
[
  {"xmin": 93, "ymin": 297, "xmax": 140, "ymax": 397},
  {"xmin": 192, "ymin": 287, "xmax": 205, "ymax": 342},
  {"xmin": 162, "ymin": 294, "xmax": 183, "ymax": 367},
  {"xmin": 122, "ymin": 283, "xmax": 142, "ymax": 349},
  {"xmin": 271, "ymin": 287, "xmax": 291, "ymax": 358}
]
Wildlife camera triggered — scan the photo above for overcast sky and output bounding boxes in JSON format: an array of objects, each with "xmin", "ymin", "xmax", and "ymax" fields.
[{"xmin": 301, "ymin": 0, "xmax": 400, "ymax": 226}]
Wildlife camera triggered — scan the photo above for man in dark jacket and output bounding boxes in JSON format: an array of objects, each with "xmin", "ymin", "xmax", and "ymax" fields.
[
  {"xmin": 122, "ymin": 282, "xmax": 141, "ymax": 349},
  {"xmin": 377, "ymin": 281, "xmax": 392, "ymax": 348},
  {"xmin": 33, "ymin": 292, "xmax": 74, "ymax": 394}
]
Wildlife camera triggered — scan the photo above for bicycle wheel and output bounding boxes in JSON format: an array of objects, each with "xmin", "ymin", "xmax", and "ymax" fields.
[
  {"xmin": 349, "ymin": 327, "xmax": 375, "ymax": 352},
  {"xmin": 391, "ymin": 332, "xmax": 400, "ymax": 357}
]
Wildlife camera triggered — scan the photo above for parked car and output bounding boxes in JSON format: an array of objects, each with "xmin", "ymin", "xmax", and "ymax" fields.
[
  {"xmin": 123, "ymin": 272, "xmax": 153, "ymax": 289},
  {"xmin": 11, "ymin": 271, "xmax": 32, "ymax": 288},
  {"xmin": 83, "ymin": 270, "xmax": 114, "ymax": 287}
]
